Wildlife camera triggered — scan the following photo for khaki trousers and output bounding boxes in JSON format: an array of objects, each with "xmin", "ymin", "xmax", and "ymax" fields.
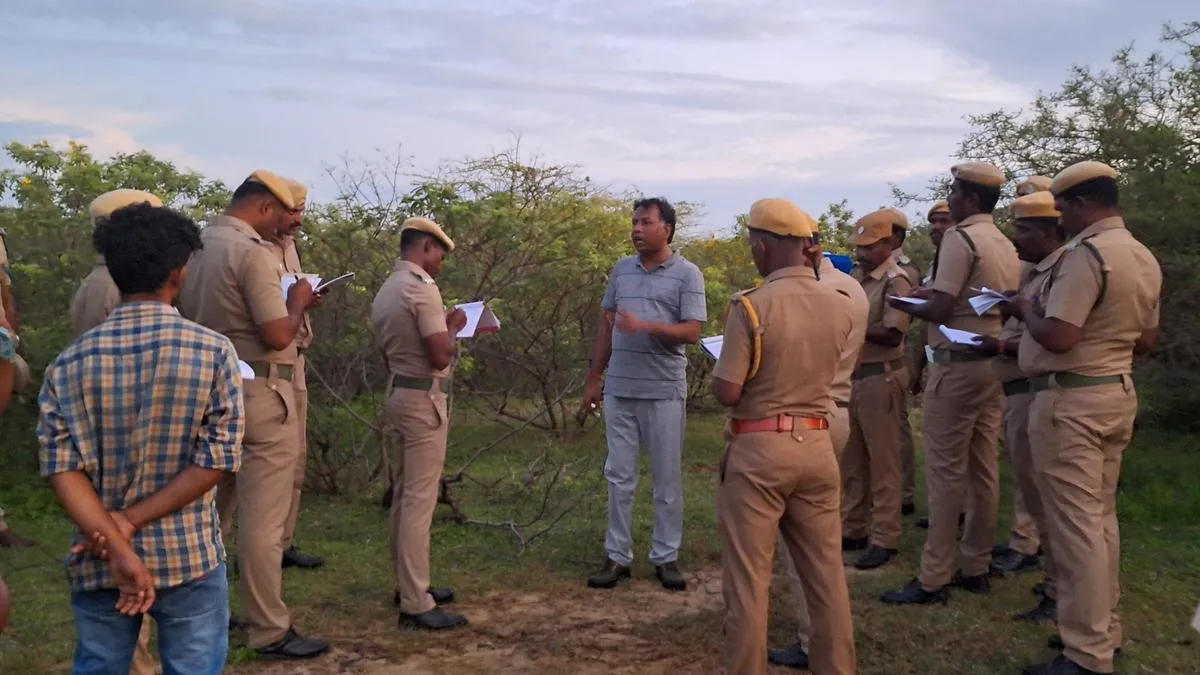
[
  {"xmin": 1004, "ymin": 390, "xmax": 1046, "ymax": 560},
  {"xmin": 778, "ymin": 405, "xmax": 850, "ymax": 650},
  {"xmin": 1029, "ymin": 383, "xmax": 1134, "ymax": 674},
  {"xmin": 719, "ymin": 429, "xmax": 856, "ymax": 675},
  {"xmin": 918, "ymin": 360, "xmax": 1003, "ymax": 588},
  {"xmin": 282, "ymin": 354, "xmax": 308, "ymax": 549},
  {"xmin": 238, "ymin": 376, "xmax": 302, "ymax": 648},
  {"xmin": 900, "ymin": 395, "xmax": 916, "ymax": 505},
  {"xmin": 384, "ymin": 385, "xmax": 449, "ymax": 616},
  {"xmin": 130, "ymin": 622, "xmax": 154, "ymax": 675},
  {"xmin": 841, "ymin": 369, "xmax": 908, "ymax": 549}
]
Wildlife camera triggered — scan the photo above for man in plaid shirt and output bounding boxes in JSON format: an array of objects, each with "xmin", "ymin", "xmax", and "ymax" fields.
[{"xmin": 38, "ymin": 203, "xmax": 245, "ymax": 675}]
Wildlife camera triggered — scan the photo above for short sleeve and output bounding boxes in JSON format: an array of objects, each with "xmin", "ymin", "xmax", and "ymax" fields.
[
  {"xmin": 880, "ymin": 273, "xmax": 913, "ymax": 332},
  {"xmin": 1042, "ymin": 247, "xmax": 1102, "ymax": 329},
  {"xmin": 679, "ymin": 264, "xmax": 708, "ymax": 323},
  {"xmin": 600, "ymin": 263, "xmax": 619, "ymax": 312},
  {"xmin": 413, "ymin": 283, "xmax": 449, "ymax": 338},
  {"xmin": 192, "ymin": 341, "xmax": 245, "ymax": 473},
  {"xmin": 929, "ymin": 232, "xmax": 973, "ymax": 298},
  {"xmin": 37, "ymin": 367, "xmax": 84, "ymax": 477},
  {"xmin": 240, "ymin": 246, "xmax": 290, "ymax": 326},
  {"xmin": 712, "ymin": 299, "xmax": 753, "ymax": 386}
]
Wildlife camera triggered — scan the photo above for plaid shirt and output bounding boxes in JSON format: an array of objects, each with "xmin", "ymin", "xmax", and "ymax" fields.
[{"xmin": 38, "ymin": 302, "xmax": 244, "ymax": 591}]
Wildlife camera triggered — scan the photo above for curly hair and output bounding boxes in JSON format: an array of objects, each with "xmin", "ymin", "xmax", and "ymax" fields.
[{"xmin": 93, "ymin": 203, "xmax": 203, "ymax": 296}]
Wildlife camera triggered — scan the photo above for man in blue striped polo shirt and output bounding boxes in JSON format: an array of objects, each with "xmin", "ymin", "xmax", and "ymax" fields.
[{"xmin": 582, "ymin": 197, "xmax": 707, "ymax": 592}]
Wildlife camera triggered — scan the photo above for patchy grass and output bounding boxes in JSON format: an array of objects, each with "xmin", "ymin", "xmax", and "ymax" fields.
[{"xmin": 2, "ymin": 405, "xmax": 1199, "ymax": 673}]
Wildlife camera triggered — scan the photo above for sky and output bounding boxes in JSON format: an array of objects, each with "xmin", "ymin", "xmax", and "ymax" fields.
[{"xmin": 0, "ymin": 0, "xmax": 1193, "ymax": 234}]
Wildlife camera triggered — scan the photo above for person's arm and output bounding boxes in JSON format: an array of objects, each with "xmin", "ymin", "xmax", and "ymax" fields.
[
  {"xmin": 1, "ymin": 285, "xmax": 17, "ymax": 333},
  {"xmin": 243, "ymin": 248, "xmax": 313, "ymax": 351},
  {"xmin": 711, "ymin": 300, "xmax": 753, "ymax": 407},
  {"xmin": 618, "ymin": 264, "xmax": 708, "ymax": 346},
  {"xmin": 412, "ymin": 284, "xmax": 460, "ymax": 371},
  {"xmin": 866, "ymin": 273, "xmax": 911, "ymax": 347},
  {"xmin": 1015, "ymin": 249, "xmax": 1099, "ymax": 354},
  {"xmin": 0, "ymin": 322, "xmax": 14, "ymax": 416},
  {"xmin": 1134, "ymin": 294, "xmax": 1161, "ymax": 356},
  {"xmin": 890, "ymin": 234, "xmax": 970, "ymax": 325}
]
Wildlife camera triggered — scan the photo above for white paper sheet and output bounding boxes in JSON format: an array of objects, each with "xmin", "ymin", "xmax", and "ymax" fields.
[
  {"xmin": 455, "ymin": 301, "xmax": 501, "ymax": 339},
  {"xmin": 924, "ymin": 344, "xmax": 936, "ymax": 364},
  {"xmin": 968, "ymin": 286, "xmax": 1011, "ymax": 316},
  {"xmin": 938, "ymin": 325, "xmax": 984, "ymax": 346},
  {"xmin": 1192, "ymin": 603, "xmax": 1200, "ymax": 634},
  {"xmin": 889, "ymin": 295, "xmax": 929, "ymax": 307},
  {"xmin": 281, "ymin": 273, "xmax": 321, "ymax": 298},
  {"xmin": 238, "ymin": 360, "xmax": 256, "ymax": 381},
  {"xmin": 700, "ymin": 335, "xmax": 723, "ymax": 360},
  {"xmin": 316, "ymin": 272, "xmax": 355, "ymax": 294}
]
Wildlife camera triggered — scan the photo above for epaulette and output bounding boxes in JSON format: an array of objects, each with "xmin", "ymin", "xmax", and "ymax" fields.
[
  {"xmin": 725, "ymin": 287, "xmax": 765, "ymax": 381},
  {"xmin": 1049, "ymin": 237, "xmax": 1109, "ymax": 310}
]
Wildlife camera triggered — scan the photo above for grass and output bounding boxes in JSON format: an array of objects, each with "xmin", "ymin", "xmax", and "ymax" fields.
[{"xmin": 1, "ymin": 404, "xmax": 1199, "ymax": 673}]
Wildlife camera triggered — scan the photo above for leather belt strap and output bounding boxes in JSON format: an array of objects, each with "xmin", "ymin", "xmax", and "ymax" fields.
[
  {"xmin": 1027, "ymin": 372, "xmax": 1125, "ymax": 394},
  {"xmin": 731, "ymin": 414, "xmax": 829, "ymax": 435},
  {"xmin": 1003, "ymin": 378, "xmax": 1032, "ymax": 397},
  {"xmin": 390, "ymin": 374, "xmax": 438, "ymax": 391},
  {"xmin": 834, "ymin": 400, "xmax": 849, "ymax": 409},
  {"xmin": 931, "ymin": 348, "xmax": 988, "ymax": 364},
  {"xmin": 248, "ymin": 362, "xmax": 294, "ymax": 382},
  {"xmin": 853, "ymin": 357, "xmax": 908, "ymax": 380}
]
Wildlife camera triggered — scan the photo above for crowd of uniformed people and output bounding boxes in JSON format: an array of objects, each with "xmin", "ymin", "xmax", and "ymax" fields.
[{"xmin": 0, "ymin": 158, "xmax": 1159, "ymax": 675}]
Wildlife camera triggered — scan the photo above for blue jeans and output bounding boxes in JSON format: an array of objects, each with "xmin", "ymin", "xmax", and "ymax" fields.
[{"xmin": 70, "ymin": 563, "xmax": 229, "ymax": 675}]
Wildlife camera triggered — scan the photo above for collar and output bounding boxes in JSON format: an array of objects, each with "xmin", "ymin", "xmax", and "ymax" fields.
[
  {"xmin": 395, "ymin": 259, "xmax": 435, "ymax": 283},
  {"xmin": 1068, "ymin": 216, "xmax": 1125, "ymax": 245},
  {"xmin": 110, "ymin": 301, "xmax": 180, "ymax": 319},
  {"xmin": 868, "ymin": 255, "xmax": 901, "ymax": 281},
  {"xmin": 1032, "ymin": 245, "xmax": 1069, "ymax": 273},
  {"xmin": 636, "ymin": 250, "xmax": 679, "ymax": 271},
  {"xmin": 212, "ymin": 214, "xmax": 265, "ymax": 244},
  {"xmin": 764, "ymin": 265, "xmax": 817, "ymax": 283},
  {"xmin": 956, "ymin": 213, "xmax": 994, "ymax": 229}
]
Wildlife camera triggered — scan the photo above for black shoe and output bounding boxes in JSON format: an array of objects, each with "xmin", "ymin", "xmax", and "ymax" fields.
[
  {"xmin": 1013, "ymin": 596, "xmax": 1056, "ymax": 623},
  {"xmin": 902, "ymin": 502, "xmax": 916, "ymax": 516},
  {"xmin": 229, "ymin": 614, "xmax": 245, "ymax": 631},
  {"xmin": 991, "ymin": 548, "xmax": 1040, "ymax": 574},
  {"xmin": 255, "ymin": 628, "xmax": 330, "ymax": 660},
  {"xmin": 281, "ymin": 546, "xmax": 325, "ymax": 569},
  {"xmin": 880, "ymin": 578, "xmax": 949, "ymax": 605},
  {"xmin": 950, "ymin": 569, "xmax": 990, "ymax": 594},
  {"xmin": 1047, "ymin": 634, "xmax": 1121, "ymax": 657},
  {"xmin": 993, "ymin": 542, "xmax": 1011, "ymax": 556},
  {"xmin": 1023, "ymin": 655, "xmax": 1104, "ymax": 675},
  {"xmin": 841, "ymin": 536, "xmax": 869, "ymax": 552},
  {"xmin": 767, "ymin": 642, "xmax": 809, "ymax": 669},
  {"xmin": 401, "ymin": 608, "xmax": 469, "ymax": 631},
  {"xmin": 587, "ymin": 559, "xmax": 631, "ymax": 589},
  {"xmin": 916, "ymin": 517, "xmax": 931, "ymax": 529},
  {"xmin": 853, "ymin": 546, "xmax": 897, "ymax": 571},
  {"xmin": 1032, "ymin": 581, "xmax": 1048, "ymax": 598},
  {"xmin": 655, "ymin": 562, "xmax": 687, "ymax": 591},
  {"xmin": 393, "ymin": 587, "xmax": 456, "ymax": 607}
]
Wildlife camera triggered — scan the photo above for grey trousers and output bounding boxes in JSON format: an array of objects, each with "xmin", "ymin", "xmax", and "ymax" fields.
[{"xmin": 603, "ymin": 395, "xmax": 686, "ymax": 566}]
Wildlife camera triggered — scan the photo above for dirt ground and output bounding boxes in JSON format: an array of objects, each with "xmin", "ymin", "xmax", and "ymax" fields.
[{"xmin": 246, "ymin": 568, "xmax": 729, "ymax": 674}]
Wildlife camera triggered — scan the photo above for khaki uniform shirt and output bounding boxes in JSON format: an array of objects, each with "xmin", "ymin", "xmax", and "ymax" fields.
[
  {"xmin": 273, "ymin": 237, "xmax": 313, "ymax": 350},
  {"xmin": 69, "ymin": 258, "xmax": 121, "ymax": 338},
  {"xmin": 819, "ymin": 257, "xmax": 869, "ymax": 405},
  {"xmin": 927, "ymin": 213, "xmax": 1020, "ymax": 349},
  {"xmin": 177, "ymin": 215, "xmax": 295, "ymax": 364},
  {"xmin": 854, "ymin": 255, "xmax": 913, "ymax": 364},
  {"xmin": 371, "ymin": 260, "xmax": 450, "ymax": 379},
  {"xmin": 995, "ymin": 258, "xmax": 1057, "ymax": 383},
  {"xmin": 891, "ymin": 248, "xmax": 922, "ymax": 287},
  {"xmin": 713, "ymin": 266, "xmax": 853, "ymax": 420},
  {"xmin": 1019, "ymin": 217, "xmax": 1161, "ymax": 378}
]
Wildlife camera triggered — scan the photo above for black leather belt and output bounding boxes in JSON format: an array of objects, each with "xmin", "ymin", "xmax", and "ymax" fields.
[
  {"xmin": 390, "ymin": 374, "xmax": 439, "ymax": 391},
  {"xmin": 247, "ymin": 362, "xmax": 294, "ymax": 382}
]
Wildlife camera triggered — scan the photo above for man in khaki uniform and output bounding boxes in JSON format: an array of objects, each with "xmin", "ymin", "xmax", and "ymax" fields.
[
  {"xmin": 67, "ymin": 188, "xmax": 165, "ymax": 675},
  {"xmin": 768, "ymin": 243, "xmax": 867, "ymax": 670},
  {"xmin": 178, "ymin": 169, "xmax": 328, "ymax": 660},
  {"xmin": 274, "ymin": 179, "xmax": 325, "ymax": 571},
  {"xmin": 969, "ymin": 190, "xmax": 1065, "ymax": 624},
  {"xmin": 371, "ymin": 217, "xmax": 468, "ymax": 631},
  {"xmin": 714, "ymin": 198, "xmax": 856, "ymax": 675},
  {"xmin": 882, "ymin": 162, "xmax": 1019, "ymax": 604},
  {"xmin": 989, "ymin": 176, "xmax": 1055, "ymax": 575},
  {"xmin": 70, "ymin": 190, "xmax": 165, "ymax": 338},
  {"xmin": 1016, "ymin": 162, "xmax": 1160, "ymax": 675},
  {"xmin": 842, "ymin": 209, "xmax": 913, "ymax": 570},
  {"xmin": 887, "ymin": 209, "xmax": 923, "ymax": 517}
]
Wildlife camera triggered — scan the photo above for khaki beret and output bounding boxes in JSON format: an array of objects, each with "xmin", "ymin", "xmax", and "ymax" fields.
[
  {"xmin": 246, "ymin": 169, "xmax": 297, "ymax": 210},
  {"xmin": 286, "ymin": 180, "xmax": 308, "ymax": 211},
  {"xmin": 848, "ymin": 209, "xmax": 900, "ymax": 246},
  {"xmin": 951, "ymin": 162, "xmax": 1006, "ymax": 188},
  {"xmin": 89, "ymin": 189, "xmax": 164, "ymax": 226},
  {"xmin": 1012, "ymin": 191, "xmax": 1060, "ymax": 220},
  {"xmin": 1015, "ymin": 176, "xmax": 1052, "ymax": 196},
  {"xmin": 401, "ymin": 216, "xmax": 455, "ymax": 252},
  {"xmin": 747, "ymin": 198, "xmax": 817, "ymax": 238},
  {"xmin": 927, "ymin": 200, "xmax": 950, "ymax": 219},
  {"xmin": 1050, "ymin": 161, "xmax": 1119, "ymax": 195}
]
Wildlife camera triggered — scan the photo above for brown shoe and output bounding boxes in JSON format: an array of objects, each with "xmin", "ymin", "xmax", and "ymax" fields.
[{"xmin": 0, "ymin": 529, "xmax": 35, "ymax": 548}]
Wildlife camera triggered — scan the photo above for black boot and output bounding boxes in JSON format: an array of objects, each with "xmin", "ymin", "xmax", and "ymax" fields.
[
  {"xmin": 586, "ymin": 559, "xmax": 631, "ymax": 589},
  {"xmin": 767, "ymin": 642, "xmax": 809, "ymax": 669},
  {"xmin": 880, "ymin": 579, "xmax": 949, "ymax": 605}
]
